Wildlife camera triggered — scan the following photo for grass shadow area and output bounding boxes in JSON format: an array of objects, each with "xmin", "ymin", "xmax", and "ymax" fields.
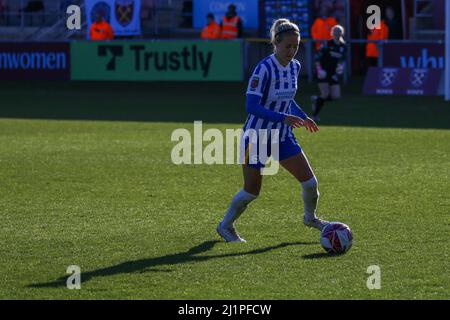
[
  {"xmin": 28, "ymin": 240, "xmax": 316, "ymax": 289},
  {"xmin": 302, "ymin": 252, "xmax": 345, "ymax": 259},
  {"xmin": 1, "ymin": 79, "xmax": 449, "ymax": 129}
]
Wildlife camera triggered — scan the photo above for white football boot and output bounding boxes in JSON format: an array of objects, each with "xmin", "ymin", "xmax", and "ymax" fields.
[
  {"xmin": 216, "ymin": 223, "xmax": 246, "ymax": 243},
  {"xmin": 303, "ymin": 216, "xmax": 329, "ymax": 231}
]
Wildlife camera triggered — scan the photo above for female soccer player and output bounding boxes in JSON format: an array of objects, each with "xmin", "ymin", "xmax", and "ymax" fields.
[
  {"xmin": 216, "ymin": 18, "xmax": 329, "ymax": 243},
  {"xmin": 311, "ymin": 25, "xmax": 346, "ymax": 122}
]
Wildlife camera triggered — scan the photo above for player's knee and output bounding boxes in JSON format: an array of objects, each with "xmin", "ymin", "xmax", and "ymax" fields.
[
  {"xmin": 331, "ymin": 93, "xmax": 341, "ymax": 100},
  {"xmin": 330, "ymin": 87, "xmax": 341, "ymax": 100},
  {"xmin": 244, "ymin": 184, "xmax": 261, "ymax": 197},
  {"xmin": 309, "ymin": 176, "xmax": 318, "ymax": 190},
  {"xmin": 316, "ymin": 97, "xmax": 325, "ymax": 107}
]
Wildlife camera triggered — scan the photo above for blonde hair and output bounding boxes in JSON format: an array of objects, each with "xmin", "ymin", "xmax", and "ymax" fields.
[
  {"xmin": 270, "ymin": 18, "xmax": 300, "ymax": 46},
  {"xmin": 331, "ymin": 24, "xmax": 345, "ymax": 44}
]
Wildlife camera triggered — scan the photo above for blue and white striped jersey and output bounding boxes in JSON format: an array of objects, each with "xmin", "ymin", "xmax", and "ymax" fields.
[{"xmin": 244, "ymin": 54, "xmax": 301, "ymax": 142}]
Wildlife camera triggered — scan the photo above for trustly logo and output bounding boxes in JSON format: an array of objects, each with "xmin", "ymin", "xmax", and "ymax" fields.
[
  {"xmin": 98, "ymin": 45, "xmax": 124, "ymax": 70},
  {"xmin": 97, "ymin": 44, "xmax": 213, "ymax": 77}
]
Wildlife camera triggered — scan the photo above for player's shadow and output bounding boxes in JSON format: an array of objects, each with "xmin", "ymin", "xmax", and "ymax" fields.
[
  {"xmin": 28, "ymin": 240, "xmax": 316, "ymax": 288},
  {"xmin": 302, "ymin": 252, "xmax": 342, "ymax": 259}
]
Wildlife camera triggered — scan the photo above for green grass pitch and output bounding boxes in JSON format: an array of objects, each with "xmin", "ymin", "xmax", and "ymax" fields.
[{"xmin": 0, "ymin": 80, "xmax": 449, "ymax": 299}]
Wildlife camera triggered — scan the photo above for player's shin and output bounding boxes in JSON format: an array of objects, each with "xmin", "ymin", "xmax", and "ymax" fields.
[
  {"xmin": 301, "ymin": 176, "xmax": 319, "ymax": 220},
  {"xmin": 221, "ymin": 189, "xmax": 257, "ymax": 228},
  {"xmin": 313, "ymin": 97, "xmax": 325, "ymax": 116}
]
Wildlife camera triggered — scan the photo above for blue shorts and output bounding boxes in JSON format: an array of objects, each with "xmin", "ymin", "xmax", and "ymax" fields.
[{"xmin": 241, "ymin": 133, "xmax": 302, "ymax": 169}]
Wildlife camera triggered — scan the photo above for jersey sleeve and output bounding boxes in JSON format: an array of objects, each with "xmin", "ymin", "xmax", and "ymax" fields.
[
  {"xmin": 294, "ymin": 60, "xmax": 302, "ymax": 77},
  {"xmin": 340, "ymin": 44, "xmax": 347, "ymax": 63},
  {"xmin": 290, "ymin": 100, "xmax": 307, "ymax": 120},
  {"xmin": 314, "ymin": 44, "xmax": 327, "ymax": 63},
  {"xmin": 246, "ymin": 63, "xmax": 268, "ymax": 97},
  {"xmin": 246, "ymin": 94, "xmax": 286, "ymax": 123}
]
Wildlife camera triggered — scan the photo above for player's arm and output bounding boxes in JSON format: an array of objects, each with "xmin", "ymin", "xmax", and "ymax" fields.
[
  {"xmin": 246, "ymin": 94, "xmax": 303, "ymax": 128},
  {"xmin": 315, "ymin": 42, "xmax": 328, "ymax": 59},
  {"xmin": 290, "ymin": 100, "xmax": 307, "ymax": 119},
  {"xmin": 314, "ymin": 48, "xmax": 327, "ymax": 79},
  {"xmin": 336, "ymin": 61, "xmax": 345, "ymax": 75},
  {"xmin": 291, "ymin": 100, "xmax": 319, "ymax": 132},
  {"xmin": 315, "ymin": 61, "xmax": 324, "ymax": 70},
  {"xmin": 246, "ymin": 65, "xmax": 303, "ymax": 127},
  {"xmin": 315, "ymin": 62, "xmax": 327, "ymax": 79},
  {"xmin": 336, "ymin": 45, "xmax": 346, "ymax": 75}
]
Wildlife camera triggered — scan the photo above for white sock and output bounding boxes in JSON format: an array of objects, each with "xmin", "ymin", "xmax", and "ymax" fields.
[
  {"xmin": 301, "ymin": 176, "xmax": 319, "ymax": 220},
  {"xmin": 221, "ymin": 189, "xmax": 257, "ymax": 228}
]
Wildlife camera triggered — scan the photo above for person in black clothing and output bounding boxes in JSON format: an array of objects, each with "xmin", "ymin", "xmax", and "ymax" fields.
[
  {"xmin": 384, "ymin": 6, "xmax": 402, "ymax": 40},
  {"xmin": 311, "ymin": 24, "xmax": 346, "ymax": 121}
]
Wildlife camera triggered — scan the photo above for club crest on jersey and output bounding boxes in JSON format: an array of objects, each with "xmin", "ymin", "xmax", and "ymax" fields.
[
  {"xmin": 115, "ymin": 0, "xmax": 134, "ymax": 27},
  {"xmin": 250, "ymin": 77, "xmax": 259, "ymax": 90}
]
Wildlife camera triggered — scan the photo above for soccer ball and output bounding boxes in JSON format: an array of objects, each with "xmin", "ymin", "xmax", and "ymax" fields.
[{"xmin": 320, "ymin": 222, "xmax": 353, "ymax": 254}]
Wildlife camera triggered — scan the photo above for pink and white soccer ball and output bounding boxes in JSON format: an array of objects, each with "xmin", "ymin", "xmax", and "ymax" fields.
[{"xmin": 320, "ymin": 222, "xmax": 353, "ymax": 254}]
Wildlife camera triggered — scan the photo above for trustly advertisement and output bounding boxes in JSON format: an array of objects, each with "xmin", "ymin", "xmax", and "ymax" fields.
[{"xmin": 71, "ymin": 40, "xmax": 243, "ymax": 81}]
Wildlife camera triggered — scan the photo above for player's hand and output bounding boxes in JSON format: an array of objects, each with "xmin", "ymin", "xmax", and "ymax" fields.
[
  {"xmin": 336, "ymin": 64, "xmax": 344, "ymax": 75},
  {"xmin": 302, "ymin": 117, "xmax": 319, "ymax": 133},
  {"xmin": 317, "ymin": 69, "xmax": 327, "ymax": 79},
  {"xmin": 284, "ymin": 115, "xmax": 304, "ymax": 128}
]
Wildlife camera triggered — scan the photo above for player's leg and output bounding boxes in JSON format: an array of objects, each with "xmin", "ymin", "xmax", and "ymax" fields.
[
  {"xmin": 218, "ymin": 131, "xmax": 271, "ymax": 242},
  {"xmin": 280, "ymin": 151, "xmax": 328, "ymax": 231},
  {"xmin": 312, "ymin": 82, "xmax": 330, "ymax": 121},
  {"xmin": 330, "ymin": 84, "xmax": 341, "ymax": 100},
  {"xmin": 242, "ymin": 164, "xmax": 263, "ymax": 196},
  {"xmin": 222, "ymin": 165, "xmax": 261, "ymax": 227},
  {"xmin": 217, "ymin": 163, "xmax": 262, "ymax": 242}
]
